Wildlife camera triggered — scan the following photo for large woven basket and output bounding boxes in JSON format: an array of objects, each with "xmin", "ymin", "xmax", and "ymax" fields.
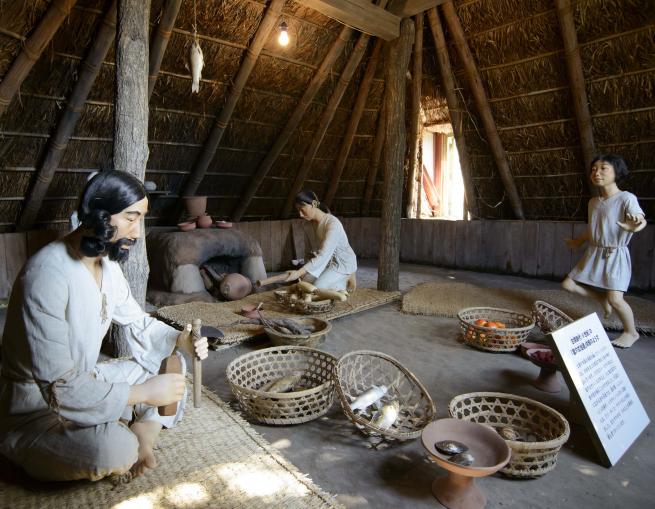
[
  {"xmin": 335, "ymin": 350, "xmax": 436, "ymax": 441},
  {"xmin": 532, "ymin": 300, "xmax": 574, "ymax": 334},
  {"xmin": 274, "ymin": 289, "xmax": 335, "ymax": 314},
  {"xmin": 458, "ymin": 307, "xmax": 535, "ymax": 352},
  {"xmin": 449, "ymin": 392, "xmax": 570, "ymax": 478},
  {"xmin": 226, "ymin": 346, "xmax": 338, "ymax": 425}
]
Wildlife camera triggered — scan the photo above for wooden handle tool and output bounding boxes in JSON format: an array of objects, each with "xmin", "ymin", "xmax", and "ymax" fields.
[
  {"xmin": 191, "ymin": 318, "xmax": 202, "ymax": 408},
  {"xmin": 255, "ymin": 272, "xmax": 292, "ymax": 288}
]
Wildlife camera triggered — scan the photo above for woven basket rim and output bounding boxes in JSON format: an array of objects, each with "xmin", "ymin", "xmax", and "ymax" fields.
[
  {"xmin": 264, "ymin": 317, "xmax": 332, "ymax": 340},
  {"xmin": 532, "ymin": 300, "xmax": 574, "ymax": 322},
  {"xmin": 226, "ymin": 345, "xmax": 339, "ymax": 399},
  {"xmin": 457, "ymin": 307, "xmax": 535, "ymax": 332},
  {"xmin": 335, "ymin": 350, "xmax": 436, "ymax": 439},
  {"xmin": 448, "ymin": 391, "xmax": 570, "ymax": 449}
]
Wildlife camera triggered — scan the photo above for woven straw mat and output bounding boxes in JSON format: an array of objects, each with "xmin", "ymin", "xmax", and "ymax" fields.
[
  {"xmin": 156, "ymin": 288, "xmax": 401, "ymax": 344},
  {"xmin": 401, "ymin": 282, "xmax": 655, "ymax": 334},
  {"xmin": 0, "ymin": 384, "xmax": 343, "ymax": 509}
]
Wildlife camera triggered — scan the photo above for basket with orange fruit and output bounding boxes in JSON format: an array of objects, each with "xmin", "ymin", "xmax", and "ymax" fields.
[{"xmin": 458, "ymin": 307, "xmax": 535, "ymax": 352}]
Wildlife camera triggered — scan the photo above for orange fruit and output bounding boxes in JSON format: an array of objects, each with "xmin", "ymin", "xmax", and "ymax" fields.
[
  {"xmin": 496, "ymin": 322, "xmax": 506, "ymax": 328},
  {"xmin": 474, "ymin": 319, "xmax": 488, "ymax": 327},
  {"xmin": 486, "ymin": 322, "xmax": 499, "ymax": 328}
]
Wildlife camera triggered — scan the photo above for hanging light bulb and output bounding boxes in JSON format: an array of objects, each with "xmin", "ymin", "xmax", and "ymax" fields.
[{"xmin": 278, "ymin": 21, "xmax": 289, "ymax": 46}]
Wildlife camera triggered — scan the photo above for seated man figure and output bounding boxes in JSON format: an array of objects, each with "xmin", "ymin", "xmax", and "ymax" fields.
[{"xmin": 0, "ymin": 171, "xmax": 208, "ymax": 481}]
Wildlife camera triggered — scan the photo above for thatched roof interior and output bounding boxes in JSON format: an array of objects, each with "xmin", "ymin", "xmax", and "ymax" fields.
[{"xmin": 0, "ymin": 0, "xmax": 653, "ymax": 231}]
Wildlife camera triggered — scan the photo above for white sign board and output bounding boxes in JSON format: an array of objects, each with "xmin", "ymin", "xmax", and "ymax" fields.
[{"xmin": 550, "ymin": 313, "xmax": 650, "ymax": 466}]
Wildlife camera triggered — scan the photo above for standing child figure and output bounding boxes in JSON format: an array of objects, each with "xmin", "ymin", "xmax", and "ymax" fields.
[{"xmin": 562, "ymin": 154, "xmax": 647, "ymax": 348}]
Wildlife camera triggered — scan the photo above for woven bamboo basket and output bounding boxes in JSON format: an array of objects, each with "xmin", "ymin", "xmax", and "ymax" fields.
[
  {"xmin": 335, "ymin": 350, "xmax": 436, "ymax": 441},
  {"xmin": 449, "ymin": 392, "xmax": 570, "ymax": 478},
  {"xmin": 274, "ymin": 289, "xmax": 335, "ymax": 314},
  {"xmin": 226, "ymin": 346, "xmax": 338, "ymax": 425},
  {"xmin": 458, "ymin": 307, "xmax": 535, "ymax": 352},
  {"xmin": 264, "ymin": 317, "xmax": 332, "ymax": 348},
  {"xmin": 532, "ymin": 300, "xmax": 574, "ymax": 334}
]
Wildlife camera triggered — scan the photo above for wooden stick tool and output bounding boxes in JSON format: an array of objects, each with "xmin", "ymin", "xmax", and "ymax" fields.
[
  {"xmin": 191, "ymin": 318, "xmax": 203, "ymax": 408},
  {"xmin": 255, "ymin": 272, "xmax": 293, "ymax": 288}
]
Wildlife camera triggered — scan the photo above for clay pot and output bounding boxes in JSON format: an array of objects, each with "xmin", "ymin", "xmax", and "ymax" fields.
[
  {"xmin": 183, "ymin": 196, "xmax": 207, "ymax": 218},
  {"xmin": 219, "ymin": 273, "xmax": 252, "ymax": 301},
  {"xmin": 215, "ymin": 220, "xmax": 233, "ymax": 229},
  {"xmin": 177, "ymin": 220, "xmax": 197, "ymax": 232},
  {"xmin": 197, "ymin": 214, "xmax": 213, "ymax": 228}
]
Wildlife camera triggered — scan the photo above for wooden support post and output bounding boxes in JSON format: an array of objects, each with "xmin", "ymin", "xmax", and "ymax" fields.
[
  {"xmin": 378, "ymin": 18, "xmax": 414, "ymax": 292},
  {"xmin": 361, "ymin": 100, "xmax": 386, "ymax": 216},
  {"xmin": 0, "ymin": 0, "xmax": 77, "ymax": 118},
  {"xmin": 232, "ymin": 26, "xmax": 353, "ymax": 222},
  {"xmin": 111, "ymin": 0, "xmax": 151, "ymax": 358},
  {"xmin": 554, "ymin": 0, "xmax": 596, "ymax": 175},
  {"xmin": 405, "ymin": 13, "xmax": 423, "ymax": 219},
  {"xmin": 324, "ymin": 38, "xmax": 383, "ymax": 209},
  {"xmin": 17, "ymin": 1, "xmax": 118, "ymax": 231},
  {"xmin": 148, "ymin": 0, "xmax": 183, "ymax": 99},
  {"xmin": 426, "ymin": 7, "xmax": 478, "ymax": 218},
  {"xmin": 282, "ymin": 32, "xmax": 371, "ymax": 218},
  {"xmin": 441, "ymin": 1, "xmax": 524, "ymax": 219},
  {"xmin": 180, "ymin": 0, "xmax": 285, "ymax": 199}
]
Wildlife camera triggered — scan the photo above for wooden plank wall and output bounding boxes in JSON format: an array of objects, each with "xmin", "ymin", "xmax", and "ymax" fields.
[{"xmin": 2, "ymin": 219, "xmax": 654, "ymax": 298}]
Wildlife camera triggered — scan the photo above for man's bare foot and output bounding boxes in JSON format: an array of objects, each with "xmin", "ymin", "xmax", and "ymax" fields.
[
  {"xmin": 611, "ymin": 331, "xmax": 640, "ymax": 349},
  {"xmin": 129, "ymin": 421, "xmax": 162, "ymax": 477}
]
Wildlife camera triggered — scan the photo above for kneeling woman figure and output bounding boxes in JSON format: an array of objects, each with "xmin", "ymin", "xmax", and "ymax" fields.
[{"xmin": 285, "ymin": 190, "xmax": 357, "ymax": 291}]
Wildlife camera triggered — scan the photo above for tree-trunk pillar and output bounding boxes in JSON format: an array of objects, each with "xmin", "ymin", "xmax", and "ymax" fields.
[
  {"xmin": 405, "ymin": 13, "xmax": 423, "ymax": 219},
  {"xmin": 112, "ymin": 0, "xmax": 151, "ymax": 357},
  {"xmin": 378, "ymin": 18, "xmax": 414, "ymax": 292}
]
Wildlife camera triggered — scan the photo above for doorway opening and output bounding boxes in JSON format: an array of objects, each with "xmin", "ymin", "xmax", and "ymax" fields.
[{"xmin": 418, "ymin": 125, "xmax": 465, "ymax": 220}]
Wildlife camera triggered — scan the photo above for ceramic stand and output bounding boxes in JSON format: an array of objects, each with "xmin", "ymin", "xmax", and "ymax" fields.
[
  {"xmin": 534, "ymin": 364, "xmax": 561, "ymax": 393},
  {"xmin": 432, "ymin": 472, "xmax": 486, "ymax": 509}
]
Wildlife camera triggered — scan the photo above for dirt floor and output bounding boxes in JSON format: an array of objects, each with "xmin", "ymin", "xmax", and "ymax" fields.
[{"xmin": 201, "ymin": 261, "xmax": 655, "ymax": 509}]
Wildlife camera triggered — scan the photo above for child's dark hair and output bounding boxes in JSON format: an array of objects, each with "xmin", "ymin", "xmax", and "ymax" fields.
[
  {"xmin": 77, "ymin": 171, "xmax": 146, "ymax": 257},
  {"xmin": 295, "ymin": 189, "xmax": 330, "ymax": 214},
  {"xmin": 590, "ymin": 154, "xmax": 629, "ymax": 182}
]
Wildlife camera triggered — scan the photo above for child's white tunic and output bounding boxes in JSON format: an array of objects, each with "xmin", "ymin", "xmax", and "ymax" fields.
[
  {"xmin": 568, "ymin": 191, "xmax": 644, "ymax": 292},
  {"xmin": 0, "ymin": 240, "xmax": 180, "ymax": 480}
]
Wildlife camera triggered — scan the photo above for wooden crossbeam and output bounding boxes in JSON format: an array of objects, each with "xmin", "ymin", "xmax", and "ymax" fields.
[
  {"xmin": 361, "ymin": 99, "xmax": 386, "ymax": 215},
  {"xmin": 0, "ymin": 0, "xmax": 78, "ymax": 118},
  {"xmin": 148, "ymin": 0, "xmax": 184, "ymax": 99},
  {"xmin": 17, "ymin": 0, "xmax": 117, "ymax": 231},
  {"xmin": 378, "ymin": 18, "xmax": 414, "ymax": 291},
  {"xmin": 388, "ymin": 0, "xmax": 448, "ymax": 17},
  {"xmin": 180, "ymin": 0, "xmax": 285, "ymax": 199},
  {"xmin": 232, "ymin": 25, "xmax": 353, "ymax": 222},
  {"xmin": 405, "ymin": 13, "xmax": 423, "ymax": 218},
  {"xmin": 426, "ymin": 7, "xmax": 478, "ymax": 218},
  {"xmin": 324, "ymin": 38, "xmax": 383, "ymax": 209},
  {"xmin": 300, "ymin": 0, "xmax": 399, "ymax": 40},
  {"xmin": 441, "ymin": 1, "xmax": 524, "ymax": 219},
  {"xmin": 554, "ymin": 0, "xmax": 596, "ymax": 178},
  {"xmin": 281, "ymin": 32, "xmax": 372, "ymax": 218}
]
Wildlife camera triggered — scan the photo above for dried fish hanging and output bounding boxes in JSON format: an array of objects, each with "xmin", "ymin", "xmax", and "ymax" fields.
[{"xmin": 189, "ymin": 0, "xmax": 204, "ymax": 94}]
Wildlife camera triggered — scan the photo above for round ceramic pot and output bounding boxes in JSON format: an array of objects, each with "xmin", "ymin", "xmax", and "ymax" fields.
[
  {"xmin": 197, "ymin": 214, "xmax": 213, "ymax": 228},
  {"xmin": 219, "ymin": 273, "xmax": 252, "ymax": 300}
]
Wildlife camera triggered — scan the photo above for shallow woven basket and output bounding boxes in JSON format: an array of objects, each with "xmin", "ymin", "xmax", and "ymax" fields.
[
  {"xmin": 458, "ymin": 307, "xmax": 535, "ymax": 352},
  {"xmin": 274, "ymin": 289, "xmax": 335, "ymax": 314},
  {"xmin": 449, "ymin": 392, "xmax": 570, "ymax": 478},
  {"xmin": 265, "ymin": 317, "xmax": 332, "ymax": 348},
  {"xmin": 226, "ymin": 346, "xmax": 338, "ymax": 425},
  {"xmin": 335, "ymin": 350, "xmax": 436, "ymax": 441},
  {"xmin": 532, "ymin": 300, "xmax": 574, "ymax": 334}
]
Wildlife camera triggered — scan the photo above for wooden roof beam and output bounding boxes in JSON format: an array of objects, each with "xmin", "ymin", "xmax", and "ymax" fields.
[
  {"xmin": 148, "ymin": 0, "xmax": 184, "ymax": 99},
  {"xmin": 17, "ymin": 0, "xmax": 117, "ymax": 231},
  {"xmin": 0, "ymin": 0, "xmax": 78, "ymax": 118},
  {"xmin": 299, "ymin": 0, "xmax": 399, "ymax": 40},
  {"xmin": 388, "ymin": 0, "xmax": 448, "ymax": 17},
  {"xmin": 180, "ymin": 0, "xmax": 286, "ymax": 199},
  {"xmin": 232, "ymin": 25, "xmax": 353, "ymax": 222},
  {"xmin": 405, "ymin": 12, "xmax": 423, "ymax": 218},
  {"xmin": 554, "ymin": 0, "xmax": 596, "ymax": 175},
  {"xmin": 282, "ymin": 31, "xmax": 372, "ymax": 217},
  {"xmin": 441, "ymin": 1, "xmax": 525, "ymax": 219},
  {"xmin": 324, "ymin": 38, "xmax": 383, "ymax": 209},
  {"xmin": 361, "ymin": 99, "xmax": 386, "ymax": 216},
  {"xmin": 426, "ymin": 7, "xmax": 478, "ymax": 218}
]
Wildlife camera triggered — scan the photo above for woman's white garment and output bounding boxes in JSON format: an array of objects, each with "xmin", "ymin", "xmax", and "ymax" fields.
[
  {"xmin": 568, "ymin": 191, "xmax": 644, "ymax": 292},
  {"xmin": 303, "ymin": 214, "xmax": 357, "ymax": 291},
  {"xmin": 0, "ymin": 240, "xmax": 182, "ymax": 480}
]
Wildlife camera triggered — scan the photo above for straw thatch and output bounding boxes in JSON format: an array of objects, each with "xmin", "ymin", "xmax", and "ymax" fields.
[{"xmin": 0, "ymin": 0, "xmax": 653, "ymax": 230}]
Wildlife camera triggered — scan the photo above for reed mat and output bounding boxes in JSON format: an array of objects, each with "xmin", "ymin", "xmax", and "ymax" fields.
[
  {"xmin": 402, "ymin": 282, "xmax": 655, "ymax": 334},
  {"xmin": 0, "ymin": 386, "xmax": 342, "ymax": 509},
  {"xmin": 156, "ymin": 288, "xmax": 401, "ymax": 345}
]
